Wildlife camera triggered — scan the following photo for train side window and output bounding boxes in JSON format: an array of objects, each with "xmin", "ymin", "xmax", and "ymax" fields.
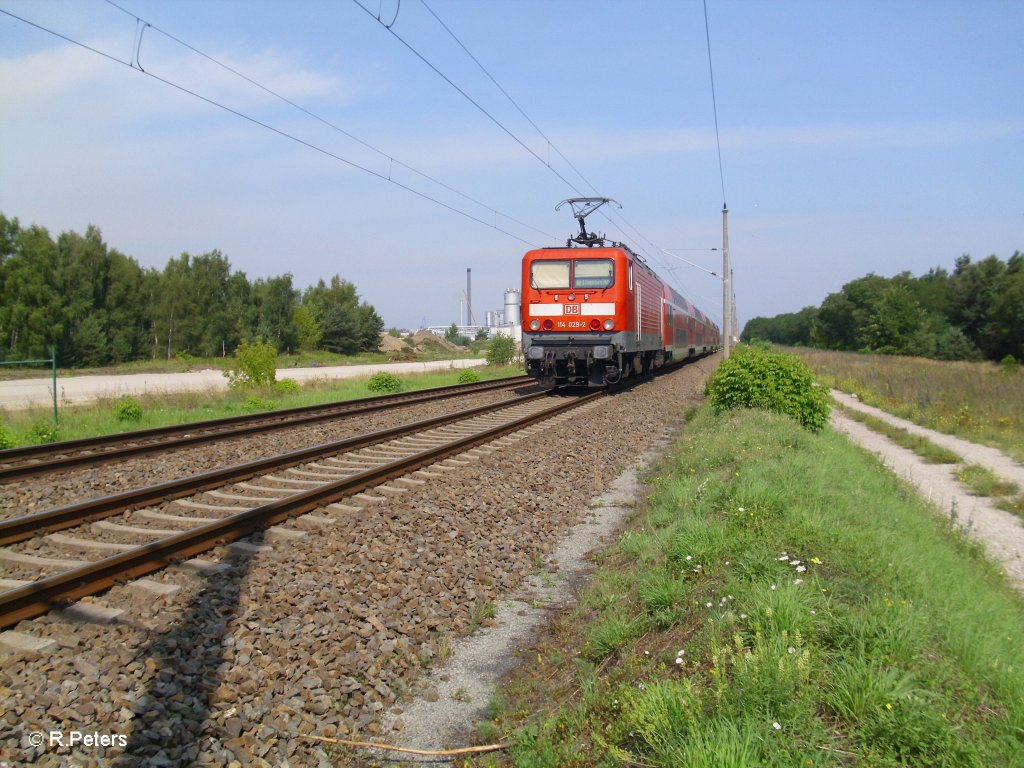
[
  {"xmin": 530, "ymin": 260, "xmax": 570, "ymax": 289},
  {"xmin": 572, "ymin": 259, "xmax": 613, "ymax": 289},
  {"xmin": 628, "ymin": 264, "xmax": 633, "ymax": 290}
]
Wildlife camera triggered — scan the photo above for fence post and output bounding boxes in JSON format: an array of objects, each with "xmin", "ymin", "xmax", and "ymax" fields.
[{"xmin": 51, "ymin": 346, "xmax": 58, "ymax": 422}]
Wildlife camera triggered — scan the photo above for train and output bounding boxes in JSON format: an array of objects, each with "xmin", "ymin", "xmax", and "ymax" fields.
[{"xmin": 521, "ymin": 198, "xmax": 720, "ymax": 387}]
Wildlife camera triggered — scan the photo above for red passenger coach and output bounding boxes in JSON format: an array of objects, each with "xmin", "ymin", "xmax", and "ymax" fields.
[{"xmin": 522, "ymin": 198, "xmax": 720, "ymax": 387}]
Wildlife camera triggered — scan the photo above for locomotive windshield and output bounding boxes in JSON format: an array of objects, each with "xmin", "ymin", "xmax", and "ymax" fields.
[
  {"xmin": 573, "ymin": 259, "xmax": 613, "ymax": 289},
  {"xmin": 530, "ymin": 260, "xmax": 570, "ymax": 289}
]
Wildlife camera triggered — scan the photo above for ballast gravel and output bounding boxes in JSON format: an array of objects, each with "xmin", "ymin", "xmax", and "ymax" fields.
[
  {"xmin": 0, "ymin": 358, "xmax": 718, "ymax": 767},
  {"xmin": 0, "ymin": 387, "xmax": 531, "ymax": 520}
]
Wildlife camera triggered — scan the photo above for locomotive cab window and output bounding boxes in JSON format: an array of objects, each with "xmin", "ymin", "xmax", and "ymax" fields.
[
  {"xmin": 530, "ymin": 260, "xmax": 570, "ymax": 289},
  {"xmin": 572, "ymin": 259, "xmax": 614, "ymax": 289}
]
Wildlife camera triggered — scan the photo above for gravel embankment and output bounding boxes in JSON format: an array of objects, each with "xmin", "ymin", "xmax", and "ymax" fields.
[{"xmin": 0, "ymin": 357, "xmax": 718, "ymax": 767}]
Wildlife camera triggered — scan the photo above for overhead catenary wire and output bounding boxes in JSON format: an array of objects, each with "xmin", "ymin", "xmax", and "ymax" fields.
[
  {"xmin": 401, "ymin": 0, "xmax": 717, "ymax": 310},
  {"xmin": 100, "ymin": 0, "xmax": 555, "ymax": 243},
  {"xmin": 0, "ymin": 5, "xmax": 551, "ymax": 247},
  {"xmin": 703, "ymin": 0, "xmax": 727, "ymax": 209}
]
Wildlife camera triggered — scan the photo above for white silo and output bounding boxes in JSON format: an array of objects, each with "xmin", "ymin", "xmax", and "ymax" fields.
[{"xmin": 503, "ymin": 288, "xmax": 521, "ymax": 327}]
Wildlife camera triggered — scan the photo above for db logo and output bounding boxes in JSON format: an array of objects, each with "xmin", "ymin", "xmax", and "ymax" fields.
[{"xmin": 564, "ymin": 304, "xmax": 581, "ymax": 315}]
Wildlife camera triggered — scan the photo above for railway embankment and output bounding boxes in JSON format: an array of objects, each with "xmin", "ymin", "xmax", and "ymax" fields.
[{"xmin": 479, "ymin": 390, "xmax": 1024, "ymax": 765}]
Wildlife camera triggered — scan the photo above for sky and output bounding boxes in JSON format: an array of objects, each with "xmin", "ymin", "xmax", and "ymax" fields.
[{"xmin": 1, "ymin": 0, "xmax": 1022, "ymax": 332}]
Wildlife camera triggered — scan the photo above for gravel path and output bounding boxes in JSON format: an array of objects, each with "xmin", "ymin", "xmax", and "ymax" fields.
[
  {"xmin": 830, "ymin": 391, "xmax": 1024, "ymax": 592},
  {"xmin": 0, "ymin": 360, "xmax": 485, "ymax": 410}
]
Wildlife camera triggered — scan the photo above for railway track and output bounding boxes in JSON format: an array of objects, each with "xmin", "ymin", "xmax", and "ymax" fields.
[
  {"xmin": 0, "ymin": 375, "xmax": 535, "ymax": 483},
  {"xmin": 0, "ymin": 386, "xmax": 602, "ymax": 630}
]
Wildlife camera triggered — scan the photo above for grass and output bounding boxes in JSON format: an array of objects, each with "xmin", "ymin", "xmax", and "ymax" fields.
[
  {"xmin": 832, "ymin": 401, "xmax": 1024, "ymax": 521},
  {"xmin": 835, "ymin": 403, "xmax": 962, "ymax": 463},
  {"xmin": 791, "ymin": 347, "xmax": 1024, "ymax": 463},
  {"xmin": 470, "ymin": 407, "xmax": 1024, "ymax": 767},
  {"xmin": 957, "ymin": 464, "xmax": 1024, "ymax": 519},
  {"xmin": 0, "ymin": 364, "xmax": 523, "ymax": 449}
]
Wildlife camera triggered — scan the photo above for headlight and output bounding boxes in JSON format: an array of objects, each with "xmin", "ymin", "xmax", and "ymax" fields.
[
  {"xmin": 529, "ymin": 319, "xmax": 540, "ymax": 331},
  {"xmin": 603, "ymin": 319, "xmax": 615, "ymax": 330}
]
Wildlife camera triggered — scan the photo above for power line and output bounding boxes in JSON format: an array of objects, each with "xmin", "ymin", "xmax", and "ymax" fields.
[
  {"xmin": 0, "ymin": 4, "xmax": 549, "ymax": 247},
  {"xmin": 703, "ymin": 0, "xmax": 727, "ymax": 208},
  {"xmin": 405, "ymin": 0, "xmax": 702, "ymax": 303},
  {"xmin": 351, "ymin": 0, "xmax": 586, "ymax": 199},
  {"xmin": 100, "ymin": 0, "xmax": 555, "ymax": 243}
]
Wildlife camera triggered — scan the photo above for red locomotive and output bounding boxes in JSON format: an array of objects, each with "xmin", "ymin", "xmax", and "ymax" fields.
[{"xmin": 522, "ymin": 198, "xmax": 720, "ymax": 387}]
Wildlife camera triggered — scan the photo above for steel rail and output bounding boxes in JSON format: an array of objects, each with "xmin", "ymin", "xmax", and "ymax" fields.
[
  {"xmin": 0, "ymin": 390, "xmax": 603, "ymax": 629},
  {"xmin": 0, "ymin": 390, "xmax": 551, "ymax": 546},
  {"xmin": 0, "ymin": 375, "xmax": 535, "ymax": 482}
]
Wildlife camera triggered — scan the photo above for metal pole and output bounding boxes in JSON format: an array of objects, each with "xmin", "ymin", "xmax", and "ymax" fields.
[
  {"xmin": 722, "ymin": 204, "xmax": 731, "ymax": 359},
  {"xmin": 50, "ymin": 345, "xmax": 57, "ymax": 422}
]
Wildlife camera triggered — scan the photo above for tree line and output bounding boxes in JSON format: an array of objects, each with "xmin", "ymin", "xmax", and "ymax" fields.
[
  {"xmin": 742, "ymin": 252, "xmax": 1023, "ymax": 362},
  {"xmin": 0, "ymin": 213, "xmax": 384, "ymax": 366}
]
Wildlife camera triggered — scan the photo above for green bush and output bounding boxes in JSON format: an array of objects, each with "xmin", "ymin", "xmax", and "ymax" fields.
[
  {"xmin": 114, "ymin": 396, "xmax": 143, "ymax": 423},
  {"xmin": 457, "ymin": 369, "xmax": 481, "ymax": 384},
  {"xmin": 486, "ymin": 335, "xmax": 517, "ymax": 366},
  {"xmin": 706, "ymin": 345, "xmax": 831, "ymax": 432},
  {"xmin": 224, "ymin": 338, "xmax": 278, "ymax": 389},
  {"xmin": 0, "ymin": 421, "xmax": 12, "ymax": 450},
  {"xmin": 28, "ymin": 419, "xmax": 60, "ymax": 444},
  {"xmin": 242, "ymin": 396, "xmax": 277, "ymax": 413},
  {"xmin": 999, "ymin": 355, "xmax": 1020, "ymax": 375},
  {"xmin": 367, "ymin": 372, "xmax": 402, "ymax": 393},
  {"xmin": 275, "ymin": 377, "xmax": 301, "ymax": 394}
]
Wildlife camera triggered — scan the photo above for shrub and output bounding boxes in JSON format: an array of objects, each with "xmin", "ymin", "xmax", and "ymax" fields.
[
  {"xmin": 458, "ymin": 369, "xmax": 481, "ymax": 384},
  {"xmin": 486, "ymin": 335, "xmax": 518, "ymax": 366},
  {"xmin": 114, "ymin": 396, "xmax": 143, "ymax": 423},
  {"xmin": 706, "ymin": 345, "xmax": 830, "ymax": 432},
  {"xmin": 275, "ymin": 377, "xmax": 301, "ymax": 394},
  {"xmin": 999, "ymin": 355, "xmax": 1020, "ymax": 375},
  {"xmin": 224, "ymin": 338, "xmax": 278, "ymax": 389},
  {"xmin": 0, "ymin": 421, "xmax": 12, "ymax": 450},
  {"xmin": 242, "ymin": 396, "xmax": 277, "ymax": 413},
  {"xmin": 367, "ymin": 372, "xmax": 402, "ymax": 393},
  {"xmin": 28, "ymin": 419, "xmax": 60, "ymax": 444}
]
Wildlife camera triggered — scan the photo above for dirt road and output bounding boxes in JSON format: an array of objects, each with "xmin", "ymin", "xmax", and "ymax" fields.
[{"xmin": 831, "ymin": 390, "xmax": 1024, "ymax": 592}]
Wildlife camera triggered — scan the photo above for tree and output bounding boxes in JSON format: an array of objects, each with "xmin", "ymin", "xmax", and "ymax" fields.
[
  {"xmin": 860, "ymin": 283, "xmax": 925, "ymax": 355},
  {"xmin": 486, "ymin": 335, "xmax": 517, "ymax": 366},
  {"xmin": 444, "ymin": 323, "xmax": 470, "ymax": 347},
  {"xmin": 948, "ymin": 254, "xmax": 1007, "ymax": 359},
  {"xmin": 0, "ymin": 221, "xmax": 63, "ymax": 359},
  {"xmin": 250, "ymin": 274, "xmax": 299, "ymax": 352},
  {"xmin": 988, "ymin": 251, "xmax": 1024, "ymax": 361},
  {"xmin": 293, "ymin": 304, "xmax": 322, "ymax": 351},
  {"xmin": 303, "ymin": 276, "xmax": 382, "ymax": 355}
]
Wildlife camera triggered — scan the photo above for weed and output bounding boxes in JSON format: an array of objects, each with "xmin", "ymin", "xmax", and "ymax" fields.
[
  {"xmin": 28, "ymin": 419, "xmax": 59, "ymax": 444},
  {"xmin": 367, "ymin": 372, "xmax": 402, "ymax": 393},
  {"xmin": 113, "ymin": 396, "xmax": 143, "ymax": 422},
  {"xmin": 956, "ymin": 464, "xmax": 1020, "ymax": 498},
  {"xmin": 794, "ymin": 347, "xmax": 1024, "ymax": 462}
]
